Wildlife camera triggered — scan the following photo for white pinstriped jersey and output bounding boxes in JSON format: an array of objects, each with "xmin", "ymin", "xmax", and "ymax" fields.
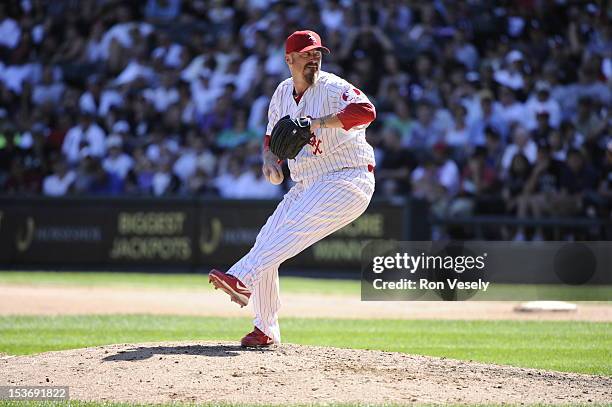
[{"xmin": 266, "ymin": 71, "xmax": 376, "ymax": 182}]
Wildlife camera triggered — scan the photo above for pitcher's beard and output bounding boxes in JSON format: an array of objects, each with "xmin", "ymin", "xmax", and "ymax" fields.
[{"xmin": 304, "ymin": 67, "xmax": 319, "ymax": 85}]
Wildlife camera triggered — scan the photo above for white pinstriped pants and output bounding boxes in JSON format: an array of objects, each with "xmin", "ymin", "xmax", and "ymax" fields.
[{"xmin": 227, "ymin": 167, "xmax": 375, "ymax": 343}]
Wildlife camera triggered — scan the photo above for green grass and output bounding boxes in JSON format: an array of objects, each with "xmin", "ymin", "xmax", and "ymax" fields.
[
  {"xmin": 1, "ymin": 271, "xmax": 610, "ymax": 301},
  {"xmin": 0, "ymin": 315, "xmax": 610, "ymax": 376},
  {"xmin": 0, "ymin": 271, "xmax": 359, "ymax": 295}
]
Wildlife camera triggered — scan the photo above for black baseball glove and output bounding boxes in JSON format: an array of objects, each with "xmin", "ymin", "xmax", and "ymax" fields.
[{"xmin": 269, "ymin": 115, "xmax": 312, "ymax": 160}]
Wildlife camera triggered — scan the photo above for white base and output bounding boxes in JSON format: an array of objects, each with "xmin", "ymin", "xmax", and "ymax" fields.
[{"xmin": 514, "ymin": 301, "xmax": 578, "ymax": 312}]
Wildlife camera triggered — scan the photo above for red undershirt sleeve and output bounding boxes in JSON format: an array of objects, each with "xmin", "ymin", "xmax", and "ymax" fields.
[
  {"xmin": 336, "ymin": 102, "xmax": 376, "ymax": 131},
  {"xmin": 263, "ymin": 134, "xmax": 271, "ymax": 151}
]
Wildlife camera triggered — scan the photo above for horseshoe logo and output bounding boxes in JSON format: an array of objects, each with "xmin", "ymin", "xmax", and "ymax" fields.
[
  {"xmin": 16, "ymin": 216, "xmax": 35, "ymax": 252},
  {"xmin": 199, "ymin": 218, "xmax": 223, "ymax": 255}
]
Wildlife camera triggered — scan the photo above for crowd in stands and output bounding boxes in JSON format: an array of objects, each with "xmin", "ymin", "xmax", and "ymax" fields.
[{"xmin": 0, "ymin": 0, "xmax": 610, "ymax": 237}]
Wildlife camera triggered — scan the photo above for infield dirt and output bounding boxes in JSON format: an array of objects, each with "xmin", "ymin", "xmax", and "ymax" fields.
[
  {"xmin": 1, "ymin": 341, "xmax": 611, "ymax": 405},
  {"xmin": 1, "ymin": 284, "xmax": 611, "ymax": 321}
]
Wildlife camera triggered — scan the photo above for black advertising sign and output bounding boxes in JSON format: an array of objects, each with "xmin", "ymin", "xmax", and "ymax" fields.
[{"xmin": 0, "ymin": 197, "xmax": 407, "ymax": 271}]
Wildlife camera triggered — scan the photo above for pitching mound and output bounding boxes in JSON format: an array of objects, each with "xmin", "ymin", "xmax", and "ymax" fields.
[{"xmin": 1, "ymin": 342, "xmax": 610, "ymax": 405}]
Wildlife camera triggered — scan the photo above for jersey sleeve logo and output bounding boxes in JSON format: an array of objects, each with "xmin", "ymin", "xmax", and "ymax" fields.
[
  {"xmin": 341, "ymin": 87, "xmax": 363, "ymax": 102},
  {"xmin": 308, "ymin": 134, "xmax": 323, "ymax": 155}
]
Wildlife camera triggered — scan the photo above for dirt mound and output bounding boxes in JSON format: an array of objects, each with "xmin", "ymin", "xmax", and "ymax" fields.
[{"xmin": 1, "ymin": 342, "xmax": 610, "ymax": 405}]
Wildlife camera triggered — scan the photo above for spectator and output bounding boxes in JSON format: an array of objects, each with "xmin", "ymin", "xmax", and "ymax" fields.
[
  {"xmin": 548, "ymin": 129, "xmax": 568, "ymax": 161},
  {"xmin": 103, "ymin": 135, "xmax": 133, "ymax": 180},
  {"xmin": 32, "ymin": 66, "xmax": 64, "ymax": 106},
  {"xmin": 383, "ymin": 99, "xmax": 413, "ymax": 146},
  {"xmin": 173, "ymin": 133, "xmax": 216, "ymax": 185},
  {"xmin": 502, "ymin": 153, "xmax": 532, "ymax": 215},
  {"xmin": 88, "ymin": 159, "xmax": 121, "ymax": 196},
  {"xmin": 376, "ymin": 127, "xmax": 415, "ymax": 197},
  {"xmin": 79, "ymin": 77, "xmax": 123, "ymax": 117},
  {"xmin": 0, "ymin": 0, "xmax": 607, "ymax": 232},
  {"xmin": 411, "ymin": 142, "xmax": 460, "ymax": 218},
  {"xmin": 449, "ymin": 147, "xmax": 499, "ymax": 217},
  {"xmin": 214, "ymin": 156, "xmax": 243, "ymax": 198},
  {"xmin": 152, "ymin": 161, "xmax": 179, "ymax": 196},
  {"xmin": 483, "ymin": 127, "xmax": 504, "ymax": 171},
  {"xmin": 469, "ymin": 89, "xmax": 507, "ymax": 145},
  {"xmin": 514, "ymin": 142, "xmax": 566, "ymax": 240},
  {"xmin": 143, "ymin": 72, "xmax": 180, "ymax": 112},
  {"xmin": 558, "ymin": 148, "xmax": 599, "ymax": 216},
  {"xmin": 501, "ymin": 125, "xmax": 537, "ymax": 174},
  {"xmin": 524, "ymin": 81, "xmax": 561, "ymax": 129},
  {"xmin": 445, "ymin": 103, "xmax": 471, "ymax": 150},
  {"xmin": 186, "ymin": 167, "xmax": 218, "ymax": 196},
  {"xmin": 43, "ymin": 158, "xmax": 75, "ymax": 196},
  {"xmin": 62, "ymin": 112, "xmax": 106, "ymax": 164},
  {"xmin": 0, "ymin": 4, "xmax": 20, "ymax": 51},
  {"xmin": 452, "ymin": 30, "xmax": 479, "ymax": 71},
  {"xmin": 497, "ymin": 86, "xmax": 525, "ymax": 130},
  {"xmin": 574, "ymin": 96, "xmax": 606, "ymax": 146},
  {"xmin": 409, "ymin": 100, "xmax": 445, "ymax": 149},
  {"xmin": 233, "ymin": 159, "xmax": 282, "ymax": 199},
  {"xmin": 493, "ymin": 50, "xmax": 525, "ymax": 90},
  {"xmin": 531, "ymin": 111, "xmax": 554, "ymax": 145}
]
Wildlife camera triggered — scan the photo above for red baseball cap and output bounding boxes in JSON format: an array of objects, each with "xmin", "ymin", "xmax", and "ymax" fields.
[{"xmin": 285, "ymin": 30, "xmax": 330, "ymax": 55}]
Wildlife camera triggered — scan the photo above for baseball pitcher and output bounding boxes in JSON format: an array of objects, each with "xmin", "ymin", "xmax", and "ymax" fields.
[{"xmin": 209, "ymin": 30, "xmax": 376, "ymax": 347}]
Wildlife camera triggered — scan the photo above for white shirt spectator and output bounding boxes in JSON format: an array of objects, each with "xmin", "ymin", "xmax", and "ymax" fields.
[
  {"xmin": 210, "ymin": 66, "xmax": 237, "ymax": 91},
  {"xmin": 236, "ymin": 55, "xmax": 259, "ymax": 98},
  {"xmin": 501, "ymin": 139, "xmax": 537, "ymax": 172},
  {"xmin": 234, "ymin": 171, "xmax": 282, "ymax": 199},
  {"xmin": 152, "ymin": 171, "xmax": 172, "ymax": 196},
  {"xmin": 114, "ymin": 60, "xmax": 155, "ymax": 86},
  {"xmin": 103, "ymin": 153, "xmax": 133, "ymax": 179},
  {"xmin": 524, "ymin": 96, "xmax": 562, "ymax": 129},
  {"xmin": 214, "ymin": 172, "xmax": 242, "ymax": 198},
  {"xmin": 143, "ymin": 86, "xmax": 179, "ymax": 112},
  {"xmin": 498, "ymin": 101, "xmax": 526, "ymax": 128},
  {"xmin": 62, "ymin": 122, "xmax": 106, "ymax": 163},
  {"xmin": 79, "ymin": 89, "xmax": 123, "ymax": 116},
  {"xmin": 145, "ymin": 139, "xmax": 180, "ymax": 163},
  {"xmin": 112, "ymin": 120, "xmax": 130, "ymax": 134},
  {"xmin": 0, "ymin": 63, "xmax": 41, "ymax": 93},
  {"xmin": 445, "ymin": 126, "xmax": 470, "ymax": 147},
  {"xmin": 0, "ymin": 16, "xmax": 20, "ymax": 48},
  {"xmin": 265, "ymin": 45, "xmax": 288, "ymax": 76},
  {"xmin": 190, "ymin": 76, "xmax": 222, "ymax": 114},
  {"xmin": 321, "ymin": 4, "xmax": 344, "ymax": 32},
  {"xmin": 247, "ymin": 93, "xmax": 270, "ymax": 134},
  {"xmin": 455, "ymin": 42, "xmax": 479, "ymax": 71},
  {"xmin": 152, "ymin": 43, "xmax": 183, "ymax": 68},
  {"xmin": 100, "ymin": 22, "xmax": 153, "ymax": 60},
  {"xmin": 31, "ymin": 23, "xmax": 44, "ymax": 44},
  {"xmin": 173, "ymin": 150, "xmax": 217, "ymax": 182},
  {"xmin": 181, "ymin": 55, "xmax": 209, "ymax": 82},
  {"xmin": 411, "ymin": 159, "xmax": 460, "ymax": 197},
  {"xmin": 494, "ymin": 69, "xmax": 524, "ymax": 90},
  {"xmin": 438, "ymin": 160, "xmax": 460, "ymax": 196},
  {"xmin": 43, "ymin": 171, "xmax": 76, "ymax": 196}
]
